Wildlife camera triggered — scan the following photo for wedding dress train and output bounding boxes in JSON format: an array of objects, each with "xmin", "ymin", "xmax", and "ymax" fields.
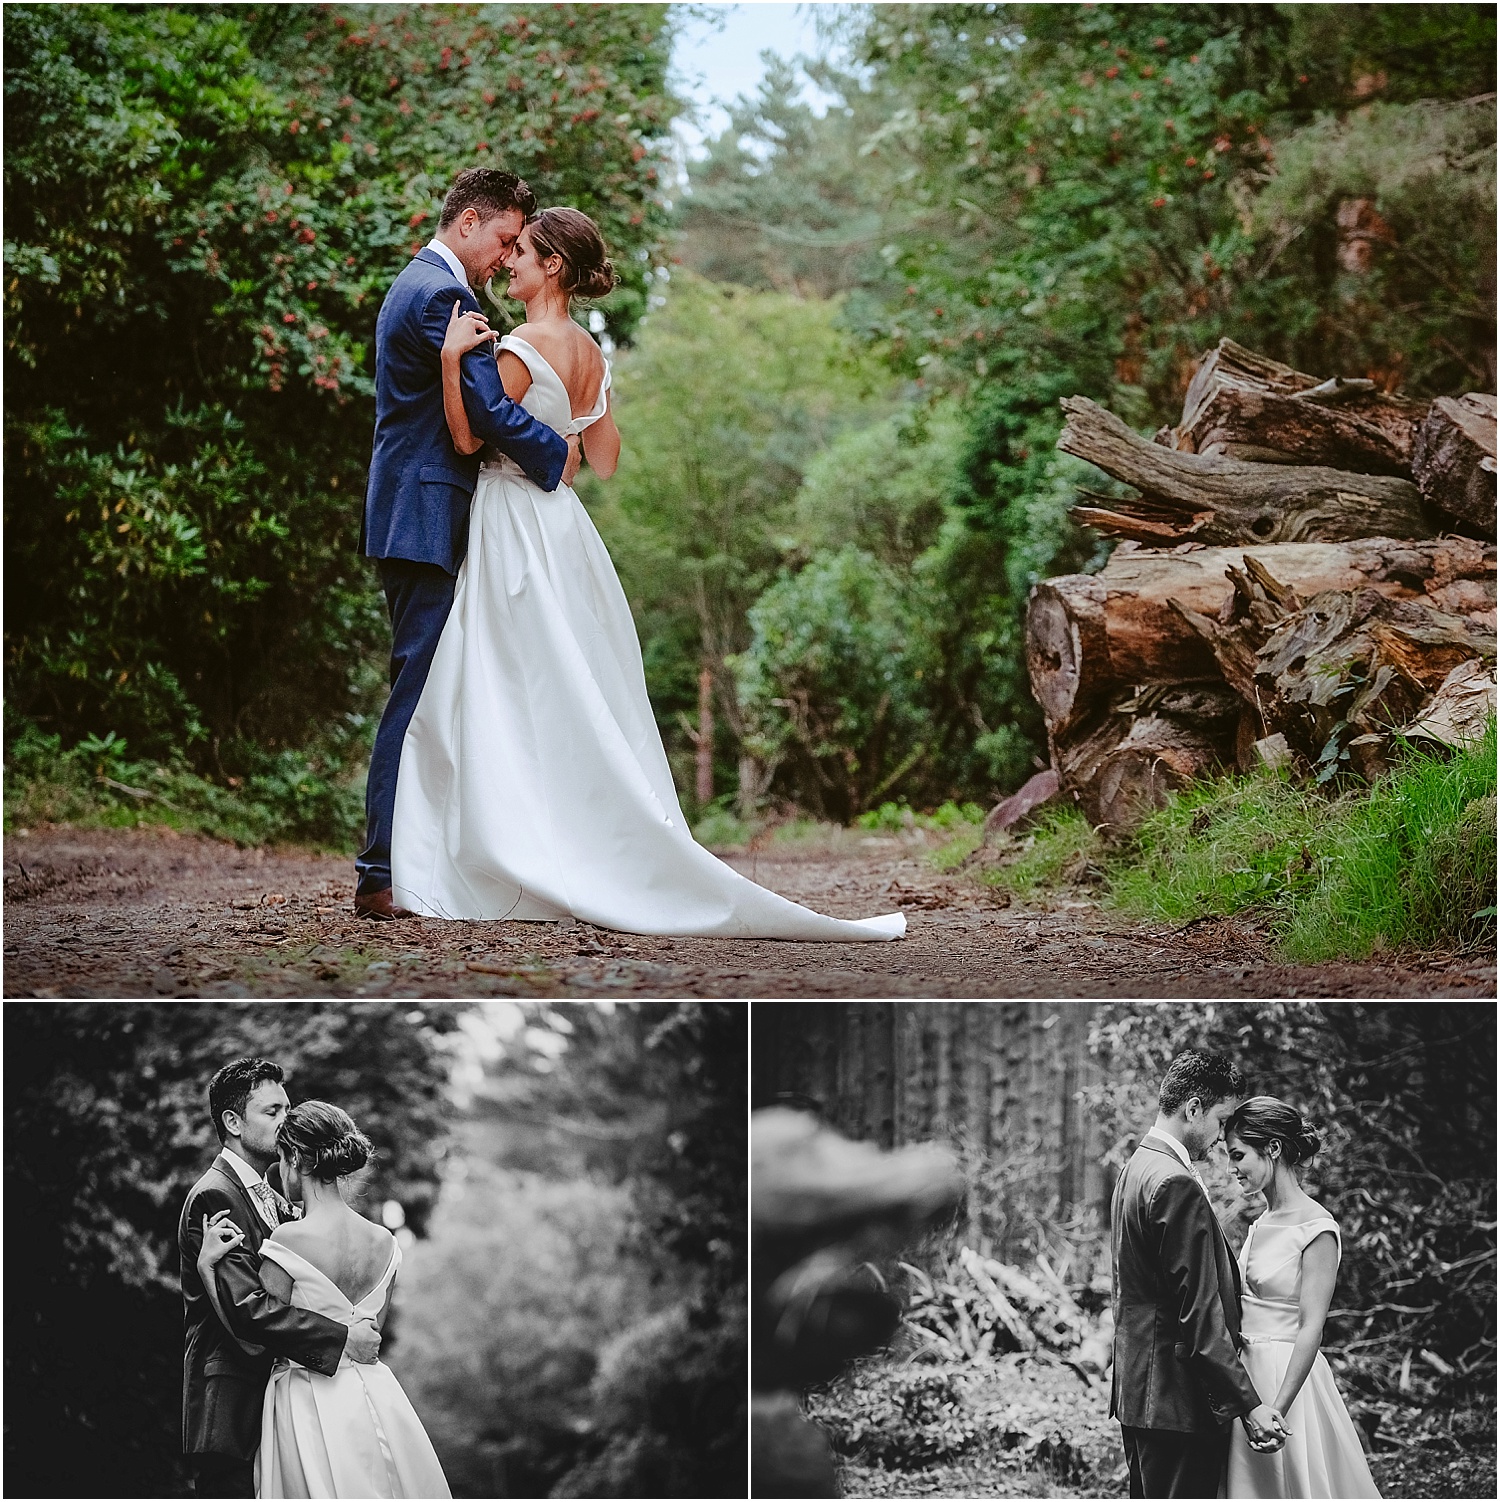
[
  {"xmin": 255, "ymin": 1238, "xmax": 450, "ymax": 1499},
  {"xmin": 1225, "ymin": 1216, "xmax": 1381, "ymax": 1499},
  {"xmin": 391, "ymin": 334, "xmax": 904, "ymax": 939}
]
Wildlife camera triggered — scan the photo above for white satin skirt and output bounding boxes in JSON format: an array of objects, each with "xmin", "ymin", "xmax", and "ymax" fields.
[
  {"xmin": 1226, "ymin": 1337, "xmax": 1381, "ymax": 1499},
  {"xmin": 255, "ymin": 1357, "xmax": 450, "ymax": 1499},
  {"xmin": 391, "ymin": 465, "xmax": 904, "ymax": 939}
]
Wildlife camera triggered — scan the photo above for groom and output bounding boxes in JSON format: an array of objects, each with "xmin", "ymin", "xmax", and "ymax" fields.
[
  {"xmin": 354, "ymin": 166, "xmax": 579, "ymax": 919},
  {"xmin": 178, "ymin": 1057, "xmax": 379, "ymax": 1496},
  {"xmin": 1110, "ymin": 1049, "xmax": 1286, "ymax": 1498}
]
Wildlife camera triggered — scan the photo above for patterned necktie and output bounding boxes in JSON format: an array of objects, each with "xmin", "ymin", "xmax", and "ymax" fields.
[{"xmin": 249, "ymin": 1179, "xmax": 280, "ymax": 1229}]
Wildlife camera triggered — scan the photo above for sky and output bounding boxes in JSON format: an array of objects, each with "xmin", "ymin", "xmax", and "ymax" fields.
[{"xmin": 669, "ymin": 2, "xmax": 849, "ymax": 157}]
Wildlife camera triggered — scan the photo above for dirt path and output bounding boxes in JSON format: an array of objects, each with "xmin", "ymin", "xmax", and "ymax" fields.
[{"xmin": 4, "ymin": 825, "xmax": 1492, "ymax": 998}]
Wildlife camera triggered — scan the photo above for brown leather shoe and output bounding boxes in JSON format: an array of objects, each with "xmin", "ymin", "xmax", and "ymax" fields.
[{"xmin": 354, "ymin": 888, "xmax": 415, "ymax": 921}]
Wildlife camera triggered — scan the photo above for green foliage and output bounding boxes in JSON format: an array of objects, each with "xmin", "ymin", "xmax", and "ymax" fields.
[
  {"xmin": 5, "ymin": 2, "xmax": 677, "ymax": 768},
  {"xmin": 594, "ymin": 273, "xmax": 896, "ymax": 805},
  {"xmin": 4, "ymin": 1001, "xmax": 463, "ymax": 1496},
  {"xmin": 1109, "ymin": 720, "xmax": 1498, "ymax": 958},
  {"xmin": 5, "ymin": 718, "xmax": 367, "ymax": 848},
  {"xmin": 736, "ymin": 547, "xmax": 921, "ymax": 821}
]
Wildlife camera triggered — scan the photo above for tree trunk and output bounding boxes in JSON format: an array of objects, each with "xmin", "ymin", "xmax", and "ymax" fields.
[
  {"xmin": 1411, "ymin": 393, "xmax": 1497, "ymax": 539},
  {"xmin": 1059, "ymin": 396, "xmax": 1433, "ymax": 545},
  {"xmin": 696, "ymin": 665, "xmax": 715, "ymax": 806},
  {"xmin": 1025, "ymin": 538, "xmax": 1495, "ymax": 738},
  {"xmin": 1050, "ymin": 684, "xmax": 1243, "ymax": 833}
]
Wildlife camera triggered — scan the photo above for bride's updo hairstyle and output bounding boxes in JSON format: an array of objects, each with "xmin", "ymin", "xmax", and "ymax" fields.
[
  {"xmin": 1224, "ymin": 1095, "xmax": 1322, "ymax": 1168},
  {"xmin": 276, "ymin": 1100, "xmax": 373, "ymax": 1182},
  {"xmin": 527, "ymin": 207, "xmax": 618, "ymax": 301}
]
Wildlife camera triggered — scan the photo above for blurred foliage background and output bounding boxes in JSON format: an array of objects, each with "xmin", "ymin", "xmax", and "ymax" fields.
[
  {"xmin": 5, "ymin": 3, "xmax": 1495, "ymax": 836},
  {"xmin": 2, "ymin": 1000, "xmax": 745, "ymax": 1498}
]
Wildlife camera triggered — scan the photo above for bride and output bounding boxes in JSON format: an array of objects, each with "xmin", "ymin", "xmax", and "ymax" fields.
[
  {"xmin": 198, "ymin": 1102, "xmax": 451, "ymax": 1499},
  {"xmin": 1223, "ymin": 1096, "xmax": 1381, "ymax": 1499},
  {"xmin": 388, "ymin": 205, "xmax": 904, "ymax": 940}
]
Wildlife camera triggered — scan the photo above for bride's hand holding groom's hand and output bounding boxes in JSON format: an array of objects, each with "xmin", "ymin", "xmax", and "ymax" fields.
[{"xmin": 1243, "ymin": 1401, "xmax": 1291, "ymax": 1452}]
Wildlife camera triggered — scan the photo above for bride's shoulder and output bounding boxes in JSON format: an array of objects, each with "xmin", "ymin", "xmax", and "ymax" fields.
[{"xmin": 1302, "ymin": 1198, "xmax": 1338, "ymax": 1227}]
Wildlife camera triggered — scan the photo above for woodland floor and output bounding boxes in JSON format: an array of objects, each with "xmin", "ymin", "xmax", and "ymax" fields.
[
  {"xmin": 819, "ymin": 1356, "xmax": 1496, "ymax": 1500},
  {"xmin": 4, "ymin": 823, "xmax": 1494, "ymax": 999}
]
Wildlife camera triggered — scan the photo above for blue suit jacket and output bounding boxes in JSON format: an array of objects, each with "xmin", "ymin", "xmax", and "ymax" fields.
[{"xmin": 361, "ymin": 248, "xmax": 569, "ymax": 573}]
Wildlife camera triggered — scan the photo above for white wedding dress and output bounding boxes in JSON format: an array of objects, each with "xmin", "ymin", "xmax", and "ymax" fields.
[
  {"xmin": 391, "ymin": 333, "xmax": 904, "ymax": 939},
  {"xmin": 1226, "ymin": 1215, "xmax": 1381, "ymax": 1498},
  {"xmin": 255, "ymin": 1235, "xmax": 450, "ymax": 1498}
]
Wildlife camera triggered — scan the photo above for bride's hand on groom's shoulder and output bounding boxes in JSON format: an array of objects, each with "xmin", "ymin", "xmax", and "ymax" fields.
[
  {"xmin": 443, "ymin": 300, "xmax": 497, "ymax": 364},
  {"xmin": 198, "ymin": 1209, "xmax": 244, "ymax": 1269}
]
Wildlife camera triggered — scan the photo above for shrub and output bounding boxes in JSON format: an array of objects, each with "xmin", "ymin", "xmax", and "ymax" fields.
[{"xmin": 811, "ymin": 1365, "xmax": 979, "ymax": 1469}]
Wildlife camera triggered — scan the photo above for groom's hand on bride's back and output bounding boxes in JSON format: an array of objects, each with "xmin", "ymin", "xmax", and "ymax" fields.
[
  {"xmin": 344, "ymin": 1317, "xmax": 382, "ymax": 1365},
  {"xmin": 562, "ymin": 433, "xmax": 582, "ymax": 487}
]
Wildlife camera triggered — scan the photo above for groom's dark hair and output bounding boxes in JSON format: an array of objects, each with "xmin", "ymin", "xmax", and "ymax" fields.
[
  {"xmin": 439, "ymin": 168, "xmax": 537, "ymax": 228},
  {"xmin": 209, "ymin": 1056, "xmax": 284, "ymax": 1144},
  {"xmin": 1158, "ymin": 1050, "xmax": 1243, "ymax": 1116}
]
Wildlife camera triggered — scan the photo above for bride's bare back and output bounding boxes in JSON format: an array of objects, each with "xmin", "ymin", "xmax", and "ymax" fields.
[{"xmin": 272, "ymin": 1208, "xmax": 394, "ymax": 1306}]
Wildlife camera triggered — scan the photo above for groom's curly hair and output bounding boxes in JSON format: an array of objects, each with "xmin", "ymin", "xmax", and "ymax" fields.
[
  {"xmin": 1158, "ymin": 1050, "xmax": 1244, "ymax": 1116},
  {"xmin": 439, "ymin": 167, "xmax": 536, "ymax": 228},
  {"xmin": 208, "ymin": 1056, "xmax": 284, "ymax": 1144}
]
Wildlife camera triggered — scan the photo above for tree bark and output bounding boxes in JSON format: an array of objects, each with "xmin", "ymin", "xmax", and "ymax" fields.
[
  {"xmin": 1025, "ymin": 538, "xmax": 1495, "ymax": 738},
  {"xmin": 1050, "ymin": 684, "xmax": 1243, "ymax": 833},
  {"xmin": 1173, "ymin": 338, "xmax": 1425, "ymax": 473},
  {"xmin": 1059, "ymin": 396, "xmax": 1433, "ymax": 545},
  {"xmin": 696, "ymin": 664, "xmax": 715, "ymax": 807},
  {"xmin": 1177, "ymin": 573, "xmax": 1497, "ymax": 764},
  {"xmin": 1411, "ymin": 393, "xmax": 1497, "ymax": 539}
]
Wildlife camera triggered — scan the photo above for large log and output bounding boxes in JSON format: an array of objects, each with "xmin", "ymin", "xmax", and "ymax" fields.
[
  {"xmin": 1411, "ymin": 393, "xmax": 1497, "ymax": 539},
  {"xmin": 1025, "ymin": 537, "xmax": 1496, "ymax": 737},
  {"xmin": 1170, "ymin": 339, "xmax": 1426, "ymax": 474},
  {"xmin": 1059, "ymin": 396, "xmax": 1434, "ymax": 544},
  {"xmin": 1051, "ymin": 684, "xmax": 1242, "ymax": 833}
]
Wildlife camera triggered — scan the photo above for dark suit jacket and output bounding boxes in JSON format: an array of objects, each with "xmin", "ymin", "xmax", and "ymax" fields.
[
  {"xmin": 1109, "ymin": 1133, "xmax": 1262, "ymax": 1432},
  {"xmin": 178, "ymin": 1152, "xmax": 348, "ymax": 1461},
  {"xmin": 360, "ymin": 247, "xmax": 569, "ymax": 573}
]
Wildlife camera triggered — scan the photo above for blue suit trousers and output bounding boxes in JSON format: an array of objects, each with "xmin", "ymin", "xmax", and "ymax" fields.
[{"xmin": 356, "ymin": 559, "xmax": 456, "ymax": 896}]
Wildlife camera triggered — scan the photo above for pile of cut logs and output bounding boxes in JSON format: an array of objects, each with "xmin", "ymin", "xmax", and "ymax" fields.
[{"xmin": 1022, "ymin": 340, "xmax": 1497, "ymax": 834}]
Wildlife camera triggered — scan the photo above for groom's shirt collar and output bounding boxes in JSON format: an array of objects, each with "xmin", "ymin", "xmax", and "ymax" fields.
[
  {"xmin": 424, "ymin": 237, "xmax": 469, "ymax": 286},
  {"xmin": 1148, "ymin": 1125, "xmax": 1193, "ymax": 1171},
  {"xmin": 220, "ymin": 1147, "xmax": 268, "ymax": 1192}
]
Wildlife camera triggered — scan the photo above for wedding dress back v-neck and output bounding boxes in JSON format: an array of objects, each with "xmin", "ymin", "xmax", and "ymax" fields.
[
  {"xmin": 391, "ymin": 333, "xmax": 905, "ymax": 939},
  {"xmin": 254, "ymin": 1234, "xmax": 450, "ymax": 1499}
]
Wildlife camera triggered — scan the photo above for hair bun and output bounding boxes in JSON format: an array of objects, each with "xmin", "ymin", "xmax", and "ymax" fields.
[
  {"xmin": 1293, "ymin": 1128, "xmax": 1322, "ymax": 1164},
  {"xmin": 321, "ymin": 1130, "xmax": 370, "ymax": 1179},
  {"xmin": 575, "ymin": 257, "xmax": 618, "ymax": 301}
]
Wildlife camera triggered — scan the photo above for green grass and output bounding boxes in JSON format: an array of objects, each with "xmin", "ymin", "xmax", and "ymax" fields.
[
  {"xmin": 978, "ymin": 805, "xmax": 1104, "ymax": 902},
  {"xmin": 1108, "ymin": 719, "xmax": 1497, "ymax": 960}
]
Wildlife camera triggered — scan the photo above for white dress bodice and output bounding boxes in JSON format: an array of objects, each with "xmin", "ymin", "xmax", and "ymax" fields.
[
  {"xmin": 1237, "ymin": 1214, "xmax": 1340, "ymax": 1343},
  {"xmin": 480, "ymin": 334, "xmax": 611, "ymax": 477}
]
